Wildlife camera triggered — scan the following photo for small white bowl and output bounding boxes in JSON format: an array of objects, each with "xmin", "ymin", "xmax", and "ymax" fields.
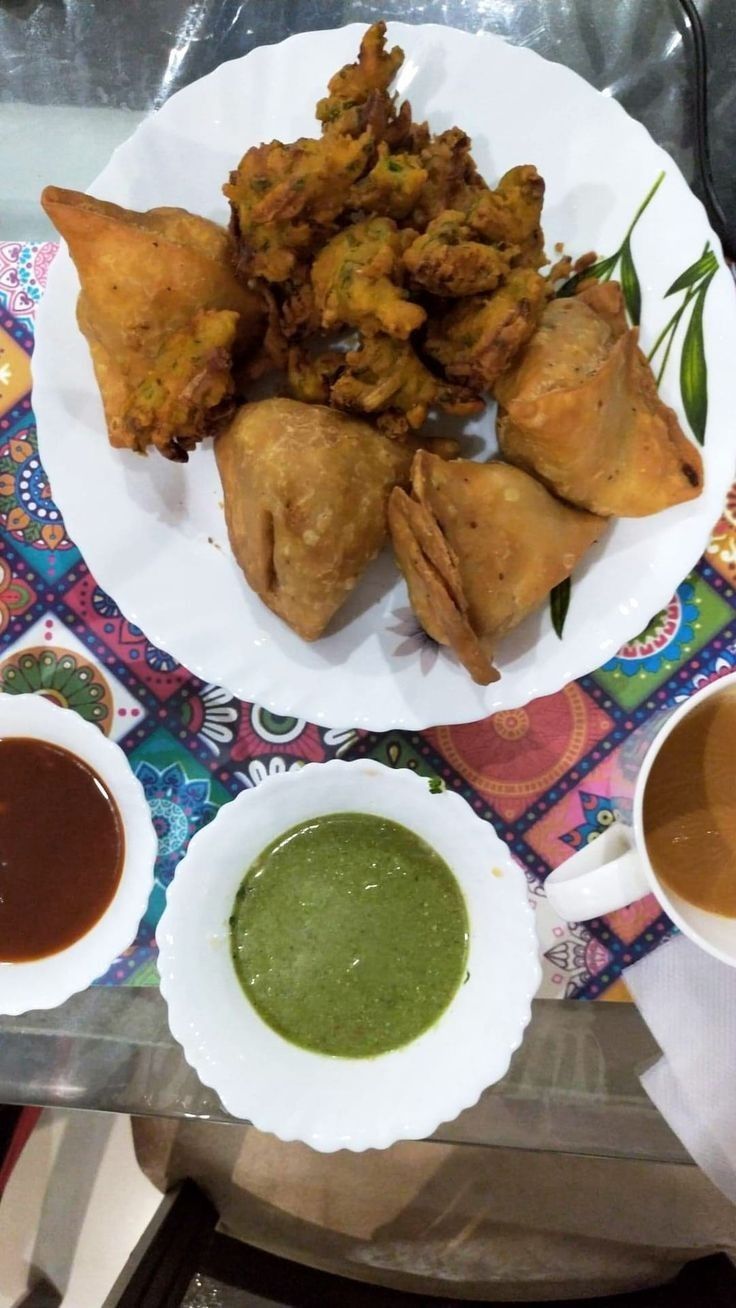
[
  {"xmin": 157, "ymin": 759, "xmax": 540, "ymax": 1152},
  {"xmin": 0, "ymin": 694, "xmax": 157, "ymax": 1014}
]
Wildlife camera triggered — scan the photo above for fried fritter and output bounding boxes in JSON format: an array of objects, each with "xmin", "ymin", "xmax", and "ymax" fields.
[
  {"xmin": 401, "ymin": 119, "xmax": 432, "ymax": 155},
  {"xmin": 330, "ymin": 334, "xmax": 483, "ymax": 435},
  {"xmin": 224, "ymin": 132, "xmax": 374, "ymax": 282},
  {"xmin": 312, "ymin": 217, "xmax": 425, "ymax": 339},
  {"xmin": 349, "ymin": 145, "xmax": 428, "ymax": 221},
  {"xmin": 316, "ymin": 21, "xmax": 405, "ymax": 141},
  {"xmin": 409, "ymin": 128, "xmax": 485, "ymax": 230},
  {"xmin": 403, "ymin": 209, "xmax": 517, "ymax": 296},
  {"xmin": 468, "ymin": 165, "xmax": 546, "ymax": 268},
  {"xmin": 287, "ymin": 346, "xmax": 344, "ymax": 405},
  {"xmin": 123, "ymin": 309, "xmax": 238, "ymax": 461},
  {"xmin": 424, "ymin": 268, "xmax": 547, "ymax": 391},
  {"xmin": 280, "ymin": 275, "xmax": 319, "ymax": 340},
  {"xmin": 218, "ymin": 23, "xmax": 552, "ymax": 466},
  {"xmin": 238, "ymin": 285, "xmax": 289, "ymax": 382},
  {"xmin": 362, "ymin": 98, "xmax": 416, "ymax": 151}
]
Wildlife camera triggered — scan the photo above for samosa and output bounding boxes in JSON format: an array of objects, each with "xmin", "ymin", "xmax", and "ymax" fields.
[
  {"xmin": 41, "ymin": 186, "xmax": 264, "ymax": 460},
  {"xmin": 495, "ymin": 282, "xmax": 703, "ymax": 516},
  {"xmin": 389, "ymin": 452, "xmax": 604, "ymax": 684},
  {"xmin": 216, "ymin": 398, "xmax": 421, "ymax": 640}
]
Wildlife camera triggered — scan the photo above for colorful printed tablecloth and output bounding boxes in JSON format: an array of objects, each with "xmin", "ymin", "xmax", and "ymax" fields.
[{"xmin": 1, "ymin": 240, "xmax": 735, "ymax": 997}]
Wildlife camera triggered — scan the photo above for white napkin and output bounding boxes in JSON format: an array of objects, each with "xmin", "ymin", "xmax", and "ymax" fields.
[{"xmin": 626, "ymin": 934, "xmax": 736, "ymax": 1203}]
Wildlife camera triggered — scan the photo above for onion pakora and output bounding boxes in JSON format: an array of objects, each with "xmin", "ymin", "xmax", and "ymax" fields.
[
  {"xmin": 404, "ymin": 210, "xmax": 517, "ymax": 297},
  {"xmin": 409, "ymin": 128, "xmax": 485, "ymax": 229},
  {"xmin": 224, "ymin": 132, "xmax": 374, "ymax": 283},
  {"xmin": 425, "ymin": 269, "xmax": 548, "ymax": 391},
  {"xmin": 312, "ymin": 217, "xmax": 425, "ymax": 339},
  {"xmin": 316, "ymin": 20, "xmax": 409, "ymax": 145},
  {"xmin": 330, "ymin": 334, "xmax": 483, "ymax": 435},
  {"xmin": 287, "ymin": 347, "xmax": 344, "ymax": 406},
  {"xmin": 348, "ymin": 145, "xmax": 428, "ymax": 221},
  {"xmin": 223, "ymin": 23, "xmax": 553, "ymax": 438},
  {"xmin": 467, "ymin": 165, "xmax": 546, "ymax": 268},
  {"xmin": 124, "ymin": 309, "xmax": 239, "ymax": 460}
]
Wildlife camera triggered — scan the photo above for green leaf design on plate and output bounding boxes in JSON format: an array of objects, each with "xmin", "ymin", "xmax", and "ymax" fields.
[
  {"xmin": 550, "ymin": 578, "xmax": 571, "ymax": 639},
  {"xmin": 619, "ymin": 235, "xmax": 641, "ymax": 326},
  {"xmin": 624, "ymin": 171, "xmax": 665, "ymax": 237},
  {"xmin": 665, "ymin": 246, "xmax": 718, "ymax": 297},
  {"xmin": 679, "ymin": 271, "xmax": 714, "ymax": 445},
  {"xmin": 649, "ymin": 238, "xmax": 717, "ymax": 436},
  {"xmin": 555, "ymin": 171, "xmax": 664, "ymax": 304},
  {"xmin": 555, "ymin": 252, "xmax": 618, "ymax": 298}
]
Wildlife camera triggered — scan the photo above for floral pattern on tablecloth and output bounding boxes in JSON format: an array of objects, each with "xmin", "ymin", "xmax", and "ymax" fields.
[{"xmin": 1, "ymin": 241, "xmax": 734, "ymax": 992}]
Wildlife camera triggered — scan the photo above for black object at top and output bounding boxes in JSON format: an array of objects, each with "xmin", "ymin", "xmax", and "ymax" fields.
[{"xmin": 678, "ymin": 0, "xmax": 734, "ymax": 260}]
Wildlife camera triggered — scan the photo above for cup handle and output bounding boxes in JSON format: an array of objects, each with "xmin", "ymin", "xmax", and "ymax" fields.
[{"xmin": 545, "ymin": 823, "xmax": 650, "ymax": 922}]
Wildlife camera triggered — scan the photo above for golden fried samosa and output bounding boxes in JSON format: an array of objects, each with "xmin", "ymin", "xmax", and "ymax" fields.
[
  {"xmin": 41, "ymin": 186, "xmax": 264, "ymax": 459},
  {"xmin": 389, "ymin": 452, "xmax": 604, "ymax": 684},
  {"xmin": 216, "ymin": 398, "xmax": 419, "ymax": 641},
  {"xmin": 495, "ymin": 282, "xmax": 704, "ymax": 516}
]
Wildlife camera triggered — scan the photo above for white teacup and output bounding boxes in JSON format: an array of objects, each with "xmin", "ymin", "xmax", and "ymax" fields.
[{"xmin": 546, "ymin": 671, "xmax": 736, "ymax": 968}]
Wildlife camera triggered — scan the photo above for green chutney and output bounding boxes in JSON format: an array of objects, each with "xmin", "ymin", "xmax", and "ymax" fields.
[{"xmin": 229, "ymin": 812, "xmax": 469, "ymax": 1058}]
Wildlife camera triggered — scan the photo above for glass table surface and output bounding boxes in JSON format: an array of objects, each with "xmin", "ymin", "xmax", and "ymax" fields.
[{"xmin": 0, "ymin": 0, "xmax": 733, "ymax": 1162}]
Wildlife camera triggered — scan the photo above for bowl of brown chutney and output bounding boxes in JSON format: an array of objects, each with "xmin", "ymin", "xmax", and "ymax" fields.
[{"xmin": 0, "ymin": 693, "xmax": 156, "ymax": 1013}]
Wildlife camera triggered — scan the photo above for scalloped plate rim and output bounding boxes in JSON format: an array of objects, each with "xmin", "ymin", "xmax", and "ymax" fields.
[{"xmin": 32, "ymin": 21, "xmax": 736, "ymax": 730}]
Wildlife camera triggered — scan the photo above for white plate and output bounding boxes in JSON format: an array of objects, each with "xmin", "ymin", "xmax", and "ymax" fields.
[
  {"xmin": 0, "ymin": 695, "xmax": 156, "ymax": 1014},
  {"xmin": 33, "ymin": 22, "xmax": 736, "ymax": 730},
  {"xmin": 157, "ymin": 760, "xmax": 540, "ymax": 1151}
]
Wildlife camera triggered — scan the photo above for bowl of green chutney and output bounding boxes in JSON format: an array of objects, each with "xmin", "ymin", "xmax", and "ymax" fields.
[{"xmin": 157, "ymin": 758, "xmax": 540, "ymax": 1152}]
